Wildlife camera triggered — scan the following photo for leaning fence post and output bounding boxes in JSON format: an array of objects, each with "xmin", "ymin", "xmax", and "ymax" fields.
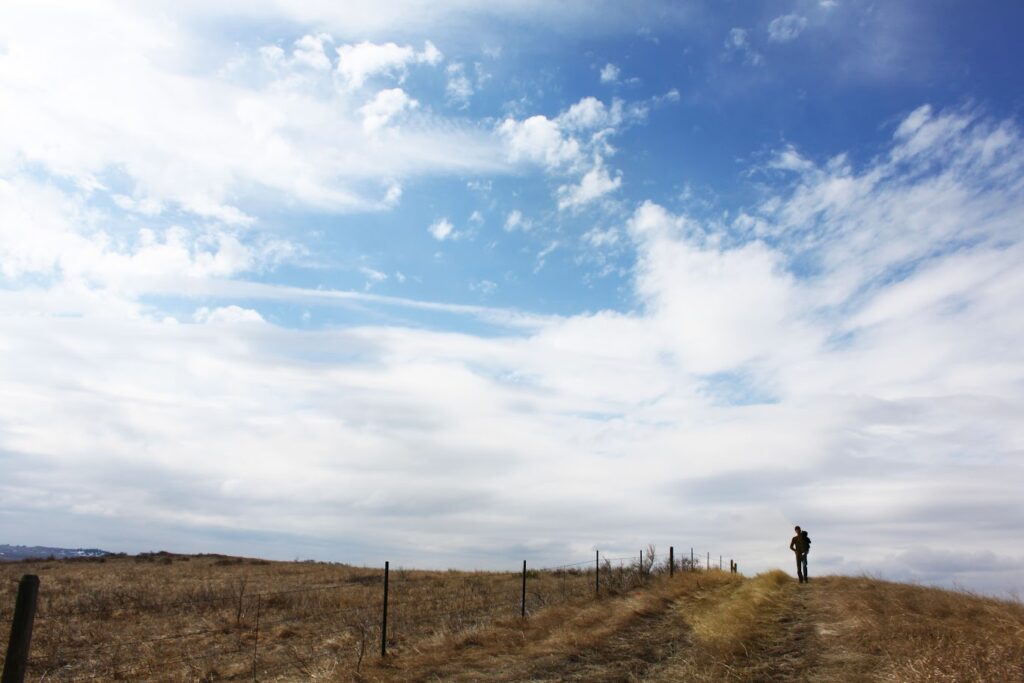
[
  {"xmin": 2, "ymin": 574, "xmax": 39, "ymax": 683},
  {"xmin": 690, "ymin": 547, "xmax": 694, "ymax": 570},
  {"xmin": 669, "ymin": 546, "xmax": 674, "ymax": 577},
  {"xmin": 381, "ymin": 561, "xmax": 389, "ymax": 657},
  {"xmin": 251, "ymin": 593, "xmax": 261, "ymax": 682},
  {"xmin": 521, "ymin": 561, "xmax": 527, "ymax": 618},
  {"xmin": 595, "ymin": 550, "xmax": 600, "ymax": 596}
]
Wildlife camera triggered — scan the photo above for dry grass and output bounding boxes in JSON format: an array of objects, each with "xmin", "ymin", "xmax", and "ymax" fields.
[
  {"xmin": 809, "ymin": 575, "xmax": 1024, "ymax": 682},
  {"xmin": 0, "ymin": 553, "xmax": 643, "ymax": 681},
  {"xmin": 4, "ymin": 555, "xmax": 1023, "ymax": 682},
  {"xmin": 372, "ymin": 569, "xmax": 738, "ymax": 682}
]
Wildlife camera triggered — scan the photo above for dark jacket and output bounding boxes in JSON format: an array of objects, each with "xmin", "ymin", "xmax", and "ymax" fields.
[{"xmin": 790, "ymin": 534, "xmax": 808, "ymax": 554}]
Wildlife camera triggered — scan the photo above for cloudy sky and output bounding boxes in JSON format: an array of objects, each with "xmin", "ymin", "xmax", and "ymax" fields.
[{"xmin": 1, "ymin": 0, "xmax": 1022, "ymax": 594}]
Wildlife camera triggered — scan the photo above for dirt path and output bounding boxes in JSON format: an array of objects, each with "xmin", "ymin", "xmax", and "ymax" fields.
[
  {"xmin": 384, "ymin": 574, "xmax": 841, "ymax": 683},
  {"xmin": 737, "ymin": 581, "xmax": 818, "ymax": 681},
  {"xmin": 510, "ymin": 591, "xmax": 697, "ymax": 682}
]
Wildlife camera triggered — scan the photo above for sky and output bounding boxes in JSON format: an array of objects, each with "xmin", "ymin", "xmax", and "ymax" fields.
[{"xmin": 1, "ymin": 0, "xmax": 1023, "ymax": 596}]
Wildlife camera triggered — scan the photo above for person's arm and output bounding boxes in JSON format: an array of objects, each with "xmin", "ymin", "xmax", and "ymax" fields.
[{"xmin": 789, "ymin": 537, "xmax": 797, "ymax": 552}]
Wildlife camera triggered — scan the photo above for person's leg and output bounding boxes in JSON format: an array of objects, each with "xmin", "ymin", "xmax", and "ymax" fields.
[
  {"xmin": 795, "ymin": 553, "xmax": 804, "ymax": 582},
  {"xmin": 801, "ymin": 554, "xmax": 809, "ymax": 582}
]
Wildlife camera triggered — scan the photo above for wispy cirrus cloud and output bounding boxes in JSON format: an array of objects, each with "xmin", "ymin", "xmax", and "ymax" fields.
[{"xmin": 0, "ymin": 6, "xmax": 505, "ymax": 221}]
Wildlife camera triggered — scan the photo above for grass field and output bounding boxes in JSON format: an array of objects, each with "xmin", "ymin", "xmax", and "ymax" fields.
[
  {"xmin": 2, "ymin": 554, "xmax": 1023, "ymax": 681},
  {"xmin": 0, "ymin": 552, "xmax": 642, "ymax": 681}
]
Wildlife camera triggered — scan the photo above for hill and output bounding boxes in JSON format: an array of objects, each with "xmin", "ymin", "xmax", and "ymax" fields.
[
  {"xmin": 1, "ymin": 554, "xmax": 1021, "ymax": 681},
  {"xmin": 0, "ymin": 544, "xmax": 110, "ymax": 562},
  {"xmin": 406, "ymin": 571, "xmax": 1024, "ymax": 682}
]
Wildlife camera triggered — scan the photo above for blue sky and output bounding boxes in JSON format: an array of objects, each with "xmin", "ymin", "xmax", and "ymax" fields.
[{"xmin": 1, "ymin": 1, "xmax": 1023, "ymax": 594}]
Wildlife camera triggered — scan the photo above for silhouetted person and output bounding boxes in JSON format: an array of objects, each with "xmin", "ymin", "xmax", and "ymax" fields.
[
  {"xmin": 800, "ymin": 529, "xmax": 810, "ymax": 582},
  {"xmin": 790, "ymin": 525, "xmax": 809, "ymax": 583}
]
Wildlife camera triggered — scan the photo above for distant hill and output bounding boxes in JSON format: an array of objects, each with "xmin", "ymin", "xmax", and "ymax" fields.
[{"xmin": 0, "ymin": 544, "xmax": 110, "ymax": 561}]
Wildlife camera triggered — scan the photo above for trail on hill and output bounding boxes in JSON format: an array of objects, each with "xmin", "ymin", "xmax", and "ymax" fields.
[
  {"xmin": 402, "ymin": 572, "xmax": 822, "ymax": 682},
  {"xmin": 380, "ymin": 573, "xmax": 1024, "ymax": 682},
  {"xmin": 507, "ymin": 573, "xmax": 824, "ymax": 682},
  {"xmin": 508, "ymin": 591, "xmax": 696, "ymax": 682}
]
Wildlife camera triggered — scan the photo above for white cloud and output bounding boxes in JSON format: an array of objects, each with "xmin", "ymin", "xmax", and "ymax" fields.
[
  {"xmin": 359, "ymin": 87, "xmax": 419, "ymax": 133},
  {"xmin": 445, "ymin": 62, "xmax": 474, "ymax": 106},
  {"xmin": 583, "ymin": 226, "xmax": 620, "ymax": 248},
  {"xmin": 503, "ymin": 209, "xmax": 531, "ymax": 232},
  {"xmin": 535, "ymin": 240, "xmax": 560, "ymax": 271},
  {"xmin": 498, "ymin": 115, "xmax": 583, "ymax": 170},
  {"xmin": 768, "ymin": 14, "xmax": 808, "ymax": 43},
  {"xmin": 6, "ymin": 100, "xmax": 1024, "ymax": 589},
  {"xmin": 359, "ymin": 266, "xmax": 388, "ymax": 283},
  {"xmin": 558, "ymin": 96, "xmax": 619, "ymax": 131},
  {"xmin": 2, "ymin": 2, "xmax": 1023, "ymax": 596},
  {"xmin": 292, "ymin": 33, "xmax": 333, "ymax": 69},
  {"xmin": 470, "ymin": 279, "xmax": 497, "ymax": 295},
  {"xmin": 724, "ymin": 27, "xmax": 763, "ymax": 66},
  {"xmin": 0, "ymin": 174, "xmax": 289, "ymax": 288},
  {"xmin": 193, "ymin": 305, "xmax": 265, "ymax": 324},
  {"xmin": 658, "ymin": 88, "xmax": 681, "ymax": 103},
  {"xmin": 428, "ymin": 217, "xmax": 455, "ymax": 241},
  {"xmin": 0, "ymin": 9, "xmax": 498, "ymax": 218},
  {"xmin": 600, "ymin": 63, "xmax": 620, "ymax": 84},
  {"xmin": 335, "ymin": 40, "xmax": 442, "ymax": 90},
  {"xmin": 499, "ymin": 95, "xmax": 645, "ymax": 211},
  {"xmin": 769, "ymin": 145, "xmax": 815, "ymax": 172},
  {"xmin": 384, "ymin": 183, "xmax": 403, "ymax": 205},
  {"xmin": 557, "ymin": 159, "xmax": 623, "ymax": 209}
]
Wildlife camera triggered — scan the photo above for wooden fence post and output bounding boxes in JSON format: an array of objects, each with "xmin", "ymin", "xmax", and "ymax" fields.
[
  {"xmin": 2, "ymin": 574, "xmax": 39, "ymax": 683},
  {"xmin": 706, "ymin": 552, "xmax": 710, "ymax": 571},
  {"xmin": 381, "ymin": 561, "xmax": 389, "ymax": 657},
  {"xmin": 251, "ymin": 594, "xmax": 261, "ymax": 682},
  {"xmin": 595, "ymin": 550, "xmax": 599, "ymax": 596},
  {"xmin": 690, "ymin": 547, "xmax": 694, "ymax": 569},
  {"xmin": 521, "ymin": 561, "xmax": 527, "ymax": 618},
  {"xmin": 670, "ymin": 546, "xmax": 674, "ymax": 577}
]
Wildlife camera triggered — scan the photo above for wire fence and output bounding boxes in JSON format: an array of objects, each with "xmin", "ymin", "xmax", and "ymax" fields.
[{"xmin": 1, "ymin": 546, "xmax": 738, "ymax": 682}]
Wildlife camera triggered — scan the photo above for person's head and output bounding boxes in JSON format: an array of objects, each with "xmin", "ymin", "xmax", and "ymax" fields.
[{"xmin": 794, "ymin": 525, "xmax": 801, "ymax": 533}]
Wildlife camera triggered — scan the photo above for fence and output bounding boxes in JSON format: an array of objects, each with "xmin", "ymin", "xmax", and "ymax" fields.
[{"xmin": 1, "ymin": 546, "xmax": 739, "ymax": 682}]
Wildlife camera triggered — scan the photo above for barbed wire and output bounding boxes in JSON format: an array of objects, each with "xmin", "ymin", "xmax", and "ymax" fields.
[{"xmin": 535, "ymin": 558, "xmax": 598, "ymax": 571}]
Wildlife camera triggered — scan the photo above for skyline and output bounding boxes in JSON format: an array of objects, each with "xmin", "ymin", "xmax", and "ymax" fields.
[{"xmin": 1, "ymin": 1, "xmax": 1023, "ymax": 595}]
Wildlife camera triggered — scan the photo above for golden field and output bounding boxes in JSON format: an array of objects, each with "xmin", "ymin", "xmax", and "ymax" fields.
[{"xmin": 2, "ymin": 553, "xmax": 1023, "ymax": 681}]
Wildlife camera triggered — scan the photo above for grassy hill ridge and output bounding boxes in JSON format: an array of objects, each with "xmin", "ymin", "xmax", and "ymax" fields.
[
  {"xmin": 410, "ymin": 570, "xmax": 1024, "ymax": 682},
  {"xmin": 2, "ymin": 555, "xmax": 1022, "ymax": 681}
]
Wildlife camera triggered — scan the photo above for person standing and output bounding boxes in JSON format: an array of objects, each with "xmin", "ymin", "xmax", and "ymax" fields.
[
  {"xmin": 800, "ymin": 529, "xmax": 811, "ymax": 582},
  {"xmin": 789, "ymin": 525, "xmax": 809, "ymax": 583}
]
